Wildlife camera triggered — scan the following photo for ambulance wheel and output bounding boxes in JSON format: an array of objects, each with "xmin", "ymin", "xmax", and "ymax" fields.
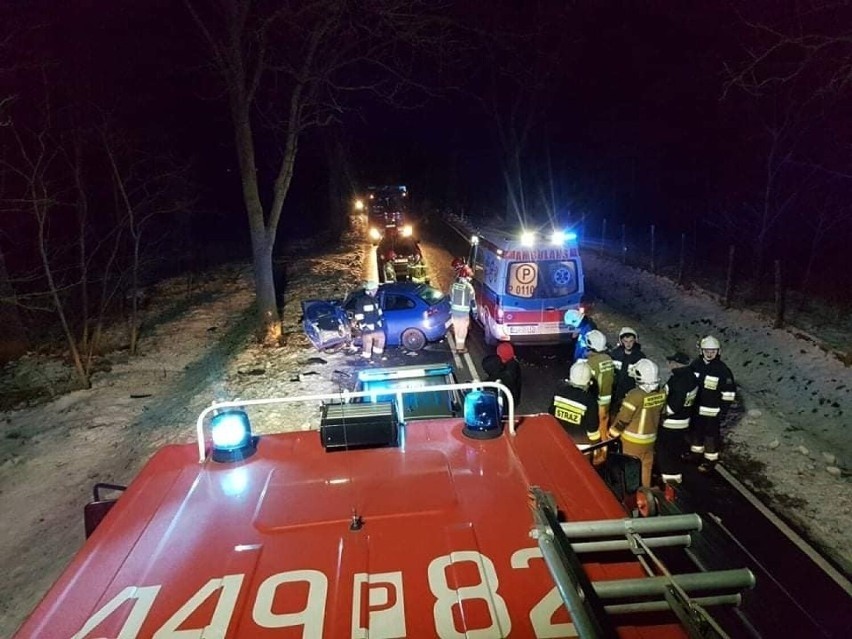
[
  {"xmin": 401, "ymin": 328, "xmax": 426, "ymax": 351},
  {"xmin": 636, "ymin": 487, "xmax": 659, "ymax": 518}
]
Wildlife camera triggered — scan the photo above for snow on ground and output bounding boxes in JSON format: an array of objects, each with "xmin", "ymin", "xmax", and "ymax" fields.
[
  {"xmin": 0, "ymin": 219, "xmax": 849, "ymax": 635},
  {"xmin": 581, "ymin": 252, "xmax": 852, "ymax": 575}
]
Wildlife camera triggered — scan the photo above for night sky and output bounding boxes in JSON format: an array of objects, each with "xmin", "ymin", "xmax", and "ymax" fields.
[{"xmin": 2, "ymin": 0, "xmax": 850, "ymax": 298}]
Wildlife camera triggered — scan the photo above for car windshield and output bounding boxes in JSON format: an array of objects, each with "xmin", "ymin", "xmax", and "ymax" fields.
[
  {"xmin": 417, "ymin": 285, "xmax": 446, "ymax": 305},
  {"xmin": 505, "ymin": 260, "xmax": 579, "ymax": 299}
]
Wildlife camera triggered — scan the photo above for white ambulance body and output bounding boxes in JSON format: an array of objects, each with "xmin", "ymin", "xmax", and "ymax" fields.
[{"xmin": 467, "ymin": 227, "xmax": 585, "ymax": 345}]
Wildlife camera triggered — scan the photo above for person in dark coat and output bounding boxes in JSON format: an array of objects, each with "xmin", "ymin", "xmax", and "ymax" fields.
[
  {"xmin": 687, "ymin": 336, "xmax": 737, "ymax": 473},
  {"xmin": 609, "ymin": 326, "xmax": 645, "ymax": 421},
  {"xmin": 656, "ymin": 352, "xmax": 699, "ymax": 485},
  {"xmin": 495, "ymin": 342, "xmax": 522, "ymax": 409}
]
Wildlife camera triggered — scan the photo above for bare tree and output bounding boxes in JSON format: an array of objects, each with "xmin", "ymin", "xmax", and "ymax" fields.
[
  {"xmin": 725, "ymin": 2, "xmax": 852, "ymax": 98},
  {"xmin": 466, "ymin": 4, "xmax": 574, "ymax": 223},
  {"xmin": 184, "ymin": 0, "xmax": 448, "ymax": 345},
  {"xmin": 101, "ymin": 127, "xmax": 195, "ymax": 355},
  {"xmin": 2, "ymin": 108, "xmax": 91, "ymax": 385}
]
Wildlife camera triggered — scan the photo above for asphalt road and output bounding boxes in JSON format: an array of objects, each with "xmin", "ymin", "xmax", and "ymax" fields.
[{"xmin": 405, "ymin": 222, "xmax": 852, "ymax": 638}]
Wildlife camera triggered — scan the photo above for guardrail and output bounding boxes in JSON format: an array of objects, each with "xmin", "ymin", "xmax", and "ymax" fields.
[{"xmin": 195, "ymin": 380, "xmax": 515, "ymax": 462}]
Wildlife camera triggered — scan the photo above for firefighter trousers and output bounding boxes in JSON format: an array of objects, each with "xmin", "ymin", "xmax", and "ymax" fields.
[
  {"xmin": 621, "ymin": 440, "xmax": 656, "ymax": 488},
  {"xmin": 688, "ymin": 415, "xmax": 721, "ymax": 462},
  {"xmin": 656, "ymin": 426, "xmax": 687, "ymax": 483}
]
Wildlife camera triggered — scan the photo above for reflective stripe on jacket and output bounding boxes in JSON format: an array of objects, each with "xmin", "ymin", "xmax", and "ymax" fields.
[{"xmin": 610, "ymin": 387, "xmax": 666, "ymax": 445}]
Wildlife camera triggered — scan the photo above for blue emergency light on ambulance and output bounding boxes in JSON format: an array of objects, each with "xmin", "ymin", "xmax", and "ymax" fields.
[{"xmin": 466, "ymin": 225, "xmax": 585, "ymax": 346}]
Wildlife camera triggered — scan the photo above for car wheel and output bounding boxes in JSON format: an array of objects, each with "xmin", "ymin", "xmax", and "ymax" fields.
[{"xmin": 401, "ymin": 328, "xmax": 427, "ymax": 351}]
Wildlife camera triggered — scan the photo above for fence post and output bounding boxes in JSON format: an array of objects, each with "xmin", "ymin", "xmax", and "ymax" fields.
[
  {"xmin": 773, "ymin": 260, "xmax": 785, "ymax": 329},
  {"xmin": 723, "ymin": 245, "xmax": 735, "ymax": 308},
  {"xmin": 621, "ymin": 224, "xmax": 627, "ymax": 265},
  {"xmin": 600, "ymin": 218, "xmax": 607, "ymax": 257},
  {"xmin": 677, "ymin": 233, "xmax": 686, "ymax": 285},
  {"xmin": 650, "ymin": 224, "xmax": 656, "ymax": 274}
]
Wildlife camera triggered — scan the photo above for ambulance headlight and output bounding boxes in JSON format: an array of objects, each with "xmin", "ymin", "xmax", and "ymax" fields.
[
  {"xmin": 550, "ymin": 230, "xmax": 565, "ymax": 244},
  {"xmin": 520, "ymin": 231, "xmax": 535, "ymax": 247},
  {"xmin": 211, "ymin": 409, "xmax": 256, "ymax": 462},
  {"xmin": 462, "ymin": 390, "xmax": 502, "ymax": 440},
  {"xmin": 369, "ymin": 227, "xmax": 382, "ymax": 241}
]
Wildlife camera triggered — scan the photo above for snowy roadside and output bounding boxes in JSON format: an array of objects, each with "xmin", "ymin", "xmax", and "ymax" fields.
[
  {"xmin": 0, "ymin": 228, "xmax": 370, "ymax": 636},
  {"xmin": 581, "ymin": 252, "xmax": 852, "ymax": 576},
  {"xmin": 1, "ymin": 222, "xmax": 849, "ymax": 635}
]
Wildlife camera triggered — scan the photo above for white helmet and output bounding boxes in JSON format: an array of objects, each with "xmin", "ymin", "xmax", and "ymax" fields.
[
  {"xmin": 585, "ymin": 329, "xmax": 607, "ymax": 352},
  {"xmin": 569, "ymin": 360, "xmax": 592, "ymax": 388},
  {"xmin": 631, "ymin": 359, "xmax": 659, "ymax": 386},
  {"xmin": 699, "ymin": 335, "xmax": 720, "ymax": 350},
  {"xmin": 619, "ymin": 326, "xmax": 637, "ymax": 340},
  {"xmin": 563, "ymin": 308, "xmax": 584, "ymax": 328}
]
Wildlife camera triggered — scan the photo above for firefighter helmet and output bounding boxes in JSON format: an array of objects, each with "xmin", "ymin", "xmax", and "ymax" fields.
[
  {"xmin": 631, "ymin": 358, "xmax": 659, "ymax": 385},
  {"xmin": 619, "ymin": 326, "xmax": 637, "ymax": 340},
  {"xmin": 563, "ymin": 308, "xmax": 584, "ymax": 328},
  {"xmin": 699, "ymin": 335, "xmax": 720, "ymax": 350},
  {"xmin": 451, "ymin": 257, "xmax": 466, "ymax": 272},
  {"xmin": 459, "ymin": 265, "xmax": 473, "ymax": 278},
  {"xmin": 569, "ymin": 360, "xmax": 592, "ymax": 388},
  {"xmin": 363, "ymin": 280, "xmax": 379, "ymax": 292},
  {"xmin": 585, "ymin": 329, "xmax": 607, "ymax": 353}
]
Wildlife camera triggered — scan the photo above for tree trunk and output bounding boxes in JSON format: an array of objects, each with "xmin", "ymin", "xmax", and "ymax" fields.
[
  {"xmin": 251, "ymin": 232, "xmax": 279, "ymax": 344},
  {"xmin": 232, "ymin": 103, "xmax": 283, "ymax": 345}
]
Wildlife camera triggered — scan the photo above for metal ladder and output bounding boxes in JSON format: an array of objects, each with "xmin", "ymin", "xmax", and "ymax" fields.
[{"xmin": 529, "ymin": 487, "xmax": 756, "ymax": 639}]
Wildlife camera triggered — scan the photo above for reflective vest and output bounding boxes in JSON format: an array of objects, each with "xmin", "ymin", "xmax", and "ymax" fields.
[{"xmin": 450, "ymin": 278, "xmax": 474, "ymax": 312}]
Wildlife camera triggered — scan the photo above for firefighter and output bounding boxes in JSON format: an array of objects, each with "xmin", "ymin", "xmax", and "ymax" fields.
[
  {"xmin": 351, "ymin": 281, "xmax": 385, "ymax": 360},
  {"xmin": 656, "ymin": 352, "xmax": 698, "ymax": 485},
  {"xmin": 495, "ymin": 342, "xmax": 523, "ymax": 409},
  {"xmin": 687, "ymin": 336, "xmax": 736, "ymax": 473},
  {"xmin": 550, "ymin": 360, "xmax": 600, "ymax": 448},
  {"xmin": 408, "ymin": 252, "xmax": 428, "ymax": 284},
  {"xmin": 609, "ymin": 326, "xmax": 646, "ymax": 421},
  {"xmin": 383, "ymin": 250, "xmax": 397, "ymax": 282},
  {"xmin": 608, "ymin": 359, "xmax": 666, "ymax": 488},
  {"xmin": 584, "ymin": 329, "xmax": 615, "ymax": 448},
  {"xmin": 450, "ymin": 261, "xmax": 476, "ymax": 354}
]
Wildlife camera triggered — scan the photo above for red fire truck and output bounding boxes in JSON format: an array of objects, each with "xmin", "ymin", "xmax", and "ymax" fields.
[{"xmin": 15, "ymin": 378, "xmax": 754, "ymax": 638}]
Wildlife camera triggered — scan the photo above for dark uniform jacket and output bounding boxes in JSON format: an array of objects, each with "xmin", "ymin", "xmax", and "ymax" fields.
[
  {"xmin": 609, "ymin": 343, "xmax": 645, "ymax": 407},
  {"xmin": 482, "ymin": 355, "xmax": 522, "ymax": 410},
  {"xmin": 662, "ymin": 367, "xmax": 699, "ymax": 429},
  {"xmin": 550, "ymin": 381, "xmax": 599, "ymax": 445},
  {"xmin": 690, "ymin": 357, "xmax": 736, "ymax": 420},
  {"xmin": 352, "ymin": 293, "xmax": 384, "ymax": 331}
]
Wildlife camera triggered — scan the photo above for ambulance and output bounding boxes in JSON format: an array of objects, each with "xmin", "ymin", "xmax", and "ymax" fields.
[{"xmin": 467, "ymin": 226, "xmax": 585, "ymax": 345}]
